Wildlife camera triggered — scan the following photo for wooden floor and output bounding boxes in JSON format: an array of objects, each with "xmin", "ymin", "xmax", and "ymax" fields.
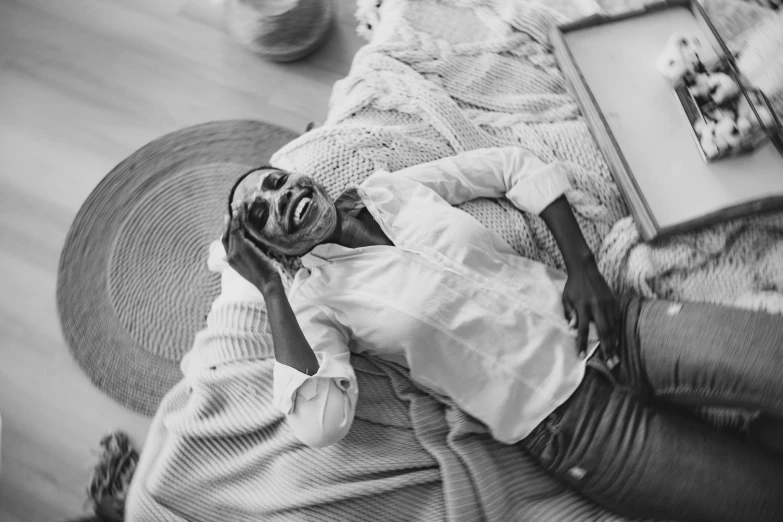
[{"xmin": 0, "ymin": 0, "xmax": 364, "ymax": 519}]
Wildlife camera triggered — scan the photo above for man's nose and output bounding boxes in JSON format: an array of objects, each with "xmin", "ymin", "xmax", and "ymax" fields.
[{"xmin": 277, "ymin": 190, "xmax": 293, "ymax": 215}]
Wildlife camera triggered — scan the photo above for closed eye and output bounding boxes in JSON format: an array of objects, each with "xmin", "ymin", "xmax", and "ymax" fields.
[
  {"xmin": 262, "ymin": 170, "xmax": 289, "ymax": 191},
  {"xmin": 248, "ymin": 199, "xmax": 269, "ymax": 228}
]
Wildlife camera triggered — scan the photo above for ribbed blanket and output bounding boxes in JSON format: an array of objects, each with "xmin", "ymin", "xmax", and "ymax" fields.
[
  {"xmin": 125, "ymin": 1, "xmax": 781, "ymax": 521},
  {"xmin": 127, "ymin": 297, "xmax": 624, "ymax": 521}
]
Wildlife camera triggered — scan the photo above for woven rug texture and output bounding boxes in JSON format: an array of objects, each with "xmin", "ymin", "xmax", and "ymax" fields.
[{"xmin": 57, "ymin": 120, "xmax": 298, "ymax": 415}]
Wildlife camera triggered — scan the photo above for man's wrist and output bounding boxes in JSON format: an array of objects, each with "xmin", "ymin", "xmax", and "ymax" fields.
[
  {"xmin": 257, "ymin": 275, "xmax": 285, "ymax": 298},
  {"xmin": 564, "ymin": 249, "xmax": 595, "ymax": 273}
]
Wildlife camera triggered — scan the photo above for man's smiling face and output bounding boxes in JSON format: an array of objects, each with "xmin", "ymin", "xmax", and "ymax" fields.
[{"xmin": 231, "ymin": 167, "xmax": 337, "ymax": 256}]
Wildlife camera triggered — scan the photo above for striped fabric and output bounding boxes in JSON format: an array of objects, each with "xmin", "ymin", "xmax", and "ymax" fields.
[{"xmin": 126, "ymin": 297, "xmax": 640, "ymax": 522}]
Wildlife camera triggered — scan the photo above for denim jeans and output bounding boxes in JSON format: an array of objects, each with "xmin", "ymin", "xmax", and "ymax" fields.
[{"xmin": 522, "ymin": 298, "xmax": 783, "ymax": 522}]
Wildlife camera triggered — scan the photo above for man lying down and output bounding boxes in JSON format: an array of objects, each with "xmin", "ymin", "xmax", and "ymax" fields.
[{"xmin": 144, "ymin": 146, "xmax": 783, "ymax": 522}]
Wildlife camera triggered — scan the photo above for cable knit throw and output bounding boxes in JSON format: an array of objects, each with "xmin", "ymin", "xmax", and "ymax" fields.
[
  {"xmin": 126, "ymin": 1, "xmax": 783, "ymax": 521},
  {"xmin": 272, "ymin": 0, "xmax": 783, "ymax": 312}
]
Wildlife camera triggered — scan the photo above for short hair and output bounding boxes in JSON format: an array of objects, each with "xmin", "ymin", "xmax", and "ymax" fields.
[
  {"xmin": 225, "ymin": 166, "xmax": 303, "ymax": 272},
  {"xmin": 226, "ymin": 165, "xmax": 278, "ymax": 218}
]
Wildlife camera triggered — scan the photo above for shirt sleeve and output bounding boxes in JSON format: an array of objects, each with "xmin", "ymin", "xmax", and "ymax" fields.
[
  {"xmin": 390, "ymin": 146, "xmax": 572, "ymax": 215},
  {"xmin": 272, "ymin": 298, "xmax": 358, "ymax": 449}
]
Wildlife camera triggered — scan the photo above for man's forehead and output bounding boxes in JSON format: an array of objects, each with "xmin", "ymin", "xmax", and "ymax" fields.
[{"xmin": 233, "ymin": 168, "xmax": 278, "ymax": 201}]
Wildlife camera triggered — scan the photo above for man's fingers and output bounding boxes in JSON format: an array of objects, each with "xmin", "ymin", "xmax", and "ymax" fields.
[
  {"xmin": 222, "ymin": 225, "xmax": 230, "ymax": 253},
  {"xmin": 229, "ymin": 208, "xmax": 253, "ymax": 253},
  {"xmin": 563, "ymin": 297, "xmax": 576, "ymax": 326},
  {"xmin": 229, "ymin": 209, "xmax": 269, "ymax": 260},
  {"xmin": 601, "ymin": 300, "xmax": 623, "ymax": 370},
  {"xmin": 564, "ymin": 298, "xmax": 586, "ymax": 357},
  {"xmin": 223, "ymin": 206, "xmax": 248, "ymax": 257},
  {"xmin": 609, "ymin": 301, "xmax": 623, "ymax": 369},
  {"xmin": 230, "ymin": 206, "xmax": 245, "ymax": 234},
  {"xmin": 593, "ymin": 302, "xmax": 617, "ymax": 361},
  {"xmin": 613, "ymin": 300, "xmax": 623, "ymax": 333},
  {"xmin": 576, "ymin": 306, "xmax": 590, "ymax": 358},
  {"xmin": 222, "ymin": 211, "xmax": 239, "ymax": 252}
]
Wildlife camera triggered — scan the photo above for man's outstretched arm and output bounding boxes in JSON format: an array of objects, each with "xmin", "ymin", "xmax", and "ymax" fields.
[
  {"xmin": 390, "ymin": 146, "xmax": 570, "ymax": 214},
  {"xmin": 392, "ymin": 146, "xmax": 620, "ymax": 358},
  {"xmin": 540, "ymin": 196, "xmax": 620, "ymax": 359}
]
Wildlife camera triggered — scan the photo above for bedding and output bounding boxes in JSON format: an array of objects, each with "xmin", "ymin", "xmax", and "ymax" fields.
[{"xmin": 125, "ymin": 1, "xmax": 783, "ymax": 520}]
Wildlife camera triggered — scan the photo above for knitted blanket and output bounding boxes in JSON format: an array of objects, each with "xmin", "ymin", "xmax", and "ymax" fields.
[
  {"xmin": 271, "ymin": 0, "xmax": 783, "ymax": 312},
  {"xmin": 126, "ymin": 1, "xmax": 782, "ymax": 521}
]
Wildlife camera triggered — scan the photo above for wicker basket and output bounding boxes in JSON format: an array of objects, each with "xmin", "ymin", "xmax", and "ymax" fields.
[
  {"xmin": 674, "ymin": 56, "xmax": 782, "ymax": 162},
  {"xmin": 224, "ymin": 0, "xmax": 334, "ymax": 62}
]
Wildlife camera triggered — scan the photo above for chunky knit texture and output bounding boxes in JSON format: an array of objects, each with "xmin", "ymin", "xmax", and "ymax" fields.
[
  {"xmin": 126, "ymin": 1, "xmax": 783, "ymax": 521},
  {"xmin": 271, "ymin": 0, "xmax": 783, "ymax": 312}
]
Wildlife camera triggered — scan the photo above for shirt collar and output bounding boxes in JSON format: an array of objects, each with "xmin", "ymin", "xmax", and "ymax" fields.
[
  {"xmin": 301, "ymin": 243, "xmax": 355, "ymax": 267},
  {"xmin": 334, "ymin": 185, "xmax": 365, "ymax": 215}
]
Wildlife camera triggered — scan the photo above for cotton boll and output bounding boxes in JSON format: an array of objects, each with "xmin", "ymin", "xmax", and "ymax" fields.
[
  {"xmin": 736, "ymin": 116, "xmax": 752, "ymax": 135},
  {"xmin": 696, "ymin": 120, "xmax": 721, "ymax": 158},
  {"xmin": 708, "ymin": 73, "xmax": 740, "ymax": 104},
  {"xmin": 657, "ymin": 47, "xmax": 689, "ymax": 81},
  {"xmin": 714, "ymin": 118, "xmax": 742, "ymax": 148},
  {"xmin": 657, "ymin": 32, "xmax": 704, "ymax": 81},
  {"xmin": 667, "ymin": 32, "xmax": 703, "ymax": 65},
  {"xmin": 700, "ymin": 131, "xmax": 720, "ymax": 158},
  {"xmin": 694, "ymin": 118, "xmax": 714, "ymax": 138},
  {"xmin": 705, "ymin": 107, "xmax": 736, "ymax": 123},
  {"xmin": 688, "ymin": 73, "xmax": 711, "ymax": 99}
]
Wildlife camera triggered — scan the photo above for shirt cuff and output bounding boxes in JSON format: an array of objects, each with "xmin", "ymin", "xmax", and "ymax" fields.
[
  {"xmin": 506, "ymin": 164, "xmax": 572, "ymax": 215},
  {"xmin": 272, "ymin": 351, "xmax": 357, "ymax": 415}
]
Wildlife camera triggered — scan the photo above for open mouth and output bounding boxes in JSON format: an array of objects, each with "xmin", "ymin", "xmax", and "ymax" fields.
[{"xmin": 287, "ymin": 188, "xmax": 314, "ymax": 232}]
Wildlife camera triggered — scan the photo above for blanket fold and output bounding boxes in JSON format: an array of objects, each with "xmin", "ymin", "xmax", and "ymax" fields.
[{"xmin": 127, "ymin": 296, "xmax": 631, "ymax": 522}]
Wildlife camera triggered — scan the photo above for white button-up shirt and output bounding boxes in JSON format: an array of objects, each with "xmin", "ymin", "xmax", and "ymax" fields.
[{"xmin": 272, "ymin": 147, "xmax": 599, "ymax": 448}]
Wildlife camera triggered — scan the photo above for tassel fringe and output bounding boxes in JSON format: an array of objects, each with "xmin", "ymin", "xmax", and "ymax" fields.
[{"xmin": 85, "ymin": 431, "xmax": 139, "ymax": 522}]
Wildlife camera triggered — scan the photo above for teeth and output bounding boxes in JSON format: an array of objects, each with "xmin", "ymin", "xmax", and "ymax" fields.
[{"xmin": 293, "ymin": 196, "xmax": 312, "ymax": 226}]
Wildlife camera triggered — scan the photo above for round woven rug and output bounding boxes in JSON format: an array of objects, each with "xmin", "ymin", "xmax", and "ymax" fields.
[{"xmin": 57, "ymin": 120, "xmax": 298, "ymax": 416}]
